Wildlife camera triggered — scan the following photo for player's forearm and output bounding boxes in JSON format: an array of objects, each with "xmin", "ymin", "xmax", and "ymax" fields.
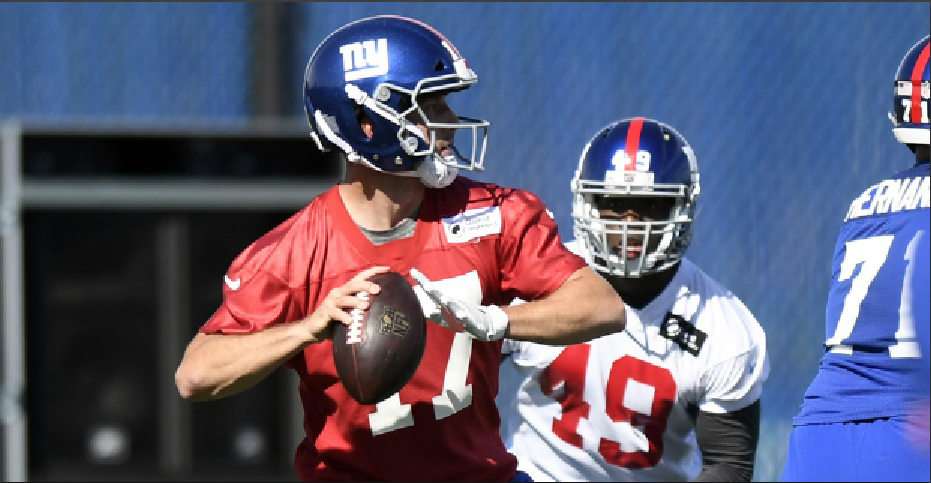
[
  {"xmin": 503, "ymin": 266, "xmax": 626, "ymax": 344},
  {"xmin": 693, "ymin": 462, "xmax": 753, "ymax": 482},
  {"xmin": 694, "ymin": 401, "xmax": 760, "ymax": 482},
  {"xmin": 175, "ymin": 322, "xmax": 312, "ymax": 401}
]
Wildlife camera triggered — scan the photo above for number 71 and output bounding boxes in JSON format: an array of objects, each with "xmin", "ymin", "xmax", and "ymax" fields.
[{"xmin": 826, "ymin": 232, "xmax": 923, "ymax": 358}]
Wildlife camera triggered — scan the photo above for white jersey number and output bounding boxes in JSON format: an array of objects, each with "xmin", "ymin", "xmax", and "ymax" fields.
[
  {"xmin": 368, "ymin": 331, "xmax": 474, "ymax": 436},
  {"xmin": 539, "ymin": 344, "xmax": 677, "ymax": 469},
  {"xmin": 826, "ymin": 232, "xmax": 922, "ymax": 357}
]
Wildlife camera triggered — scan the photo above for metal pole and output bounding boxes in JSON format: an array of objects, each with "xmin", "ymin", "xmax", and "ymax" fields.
[
  {"xmin": 156, "ymin": 216, "xmax": 193, "ymax": 475},
  {"xmin": 253, "ymin": 3, "xmax": 285, "ymax": 118},
  {"xmin": 1, "ymin": 121, "xmax": 28, "ymax": 482}
]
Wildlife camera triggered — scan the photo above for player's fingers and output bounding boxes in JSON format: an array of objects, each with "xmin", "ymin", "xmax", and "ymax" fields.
[
  {"xmin": 316, "ymin": 291, "xmax": 370, "ymax": 327},
  {"xmin": 327, "ymin": 294, "xmax": 369, "ymax": 324},
  {"xmin": 413, "ymin": 285, "xmax": 439, "ymax": 312},
  {"xmin": 414, "ymin": 285, "xmax": 443, "ymax": 308},
  {"xmin": 347, "ymin": 266, "xmax": 391, "ymax": 294},
  {"xmin": 334, "ymin": 293, "xmax": 370, "ymax": 311},
  {"xmin": 433, "ymin": 310, "xmax": 466, "ymax": 333},
  {"xmin": 327, "ymin": 305, "xmax": 356, "ymax": 326},
  {"xmin": 409, "ymin": 268, "xmax": 430, "ymax": 287},
  {"xmin": 430, "ymin": 288, "xmax": 455, "ymax": 309},
  {"xmin": 353, "ymin": 265, "xmax": 391, "ymax": 283},
  {"xmin": 410, "ymin": 270, "xmax": 447, "ymax": 303}
]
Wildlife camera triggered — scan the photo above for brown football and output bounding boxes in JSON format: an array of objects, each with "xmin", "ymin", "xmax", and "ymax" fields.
[{"xmin": 332, "ymin": 270, "xmax": 427, "ymax": 405}]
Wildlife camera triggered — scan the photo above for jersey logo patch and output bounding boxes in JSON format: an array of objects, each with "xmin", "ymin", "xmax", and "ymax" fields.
[
  {"xmin": 660, "ymin": 312, "xmax": 706, "ymax": 356},
  {"xmin": 442, "ymin": 206, "xmax": 502, "ymax": 243}
]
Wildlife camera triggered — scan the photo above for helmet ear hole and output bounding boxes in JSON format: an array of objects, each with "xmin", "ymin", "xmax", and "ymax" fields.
[{"xmin": 434, "ymin": 60, "xmax": 446, "ymax": 71}]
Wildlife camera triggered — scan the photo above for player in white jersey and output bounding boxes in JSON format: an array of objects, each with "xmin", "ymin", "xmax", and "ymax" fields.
[{"xmin": 497, "ymin": 118, "xmax": 770, "ymax": 481}]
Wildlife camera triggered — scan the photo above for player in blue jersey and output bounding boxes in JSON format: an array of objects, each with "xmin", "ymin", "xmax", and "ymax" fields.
[
  {"xmin": 905, "ymin": 215, "xmax": 929, "ymax": 457},
  {"xmin": 781, "ymin": 34, "xmax": 930, "ymax": 482}
]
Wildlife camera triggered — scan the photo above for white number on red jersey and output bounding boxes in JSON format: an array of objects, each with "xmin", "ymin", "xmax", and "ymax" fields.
[{"xmin": 369, "ymin": 272, "xmax": 481, "ymax": 436}]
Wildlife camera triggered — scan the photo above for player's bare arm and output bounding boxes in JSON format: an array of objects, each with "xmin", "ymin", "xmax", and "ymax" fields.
[
  {"xmin": 503, "ymin": 265, "xmax": 626, "ymax": 344},
  {"xmin": 175, "ymin": 265, "xmax": 389, "ymax": 401}
]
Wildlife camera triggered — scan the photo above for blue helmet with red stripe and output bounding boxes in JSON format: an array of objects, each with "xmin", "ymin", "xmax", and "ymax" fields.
[
  {"xmin": 303, "ymin": 15, "xmax": 489, "ymax": 186},
  {"xmin": 891, "ymin": 35, "xmax": 930, "ymax": 147},
  {"xmin": 571, "ymin": 118, "xmax": 700, "ymax": 277}
]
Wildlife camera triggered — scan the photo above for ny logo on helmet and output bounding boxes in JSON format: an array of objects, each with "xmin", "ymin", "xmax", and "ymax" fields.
[{"xmin": 339, "ymin": 39, "xmax": 389, "ymax": 82}]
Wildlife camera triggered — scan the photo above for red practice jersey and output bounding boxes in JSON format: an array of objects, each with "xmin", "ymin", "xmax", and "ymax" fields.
[{"xmin": 200, "ymin": 177, "xmax": 586, "ymax": 481}]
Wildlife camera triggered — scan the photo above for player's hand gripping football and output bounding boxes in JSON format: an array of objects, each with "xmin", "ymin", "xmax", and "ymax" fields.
[
  {"xmin": 409, "ymin": 268, "xmax": 509, "ymax": 341},
  {"xmin": 303, "ymin": 265, "xmax": 389, "ymax": 343}
]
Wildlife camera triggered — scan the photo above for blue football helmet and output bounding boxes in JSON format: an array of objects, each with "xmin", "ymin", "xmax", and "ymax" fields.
[
  {"xmin": 571, "ymin": 118, "xmax": 700, "ymax": 277},
  {"xmin": 303, "ymin": 15, "xmax": 489, "ymax": 187},
  {"xmin": 890, "ymin": 35, "xmax": 930, "ymax": 147}
]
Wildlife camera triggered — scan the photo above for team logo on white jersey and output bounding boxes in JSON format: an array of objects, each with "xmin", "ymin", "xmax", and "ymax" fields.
[
  {"xmin": 660, "ymin": 312, "xmax": 707, "ymax": 356},
  {"xmin": 339, "ymin": 39, "xmax": 389, "ymax": 81}
]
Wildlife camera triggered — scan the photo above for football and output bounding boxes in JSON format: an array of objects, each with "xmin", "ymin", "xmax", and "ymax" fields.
[{"xmin": 332, "ymin": 270, "xmax": 427, "ymax": 405}]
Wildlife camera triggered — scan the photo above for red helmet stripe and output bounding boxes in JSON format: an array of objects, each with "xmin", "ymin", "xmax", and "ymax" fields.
[
  {"xmin": 909, "ymin": 42, "xmax": 930, "ymax": 123},
  {"xmin": 384, "ymin": 15, "xmax": 463, "ymax": 59},
  {"xmin": 624, "ymin": 117, "xmax": 645, "ymax": 171}
]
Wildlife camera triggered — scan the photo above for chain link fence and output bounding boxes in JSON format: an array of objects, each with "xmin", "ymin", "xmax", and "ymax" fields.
[{"xmin": 2, "ymin": 2, "xmax": 929, "ymax": 481}]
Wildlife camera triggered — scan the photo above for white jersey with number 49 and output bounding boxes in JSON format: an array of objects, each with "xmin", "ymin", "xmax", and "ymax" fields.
[{"xmin": 497, "ymin": 241, "xmax": 770, "ymax": 482}]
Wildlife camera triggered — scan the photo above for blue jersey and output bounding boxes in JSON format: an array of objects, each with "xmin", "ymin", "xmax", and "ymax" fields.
[
  {"xmin": 912, "ymin": 210, "xmax": 930, "ymax": 400},
  {"xmin": 794, "ymin": 161, "xmax": 930, "ymax": 425}
]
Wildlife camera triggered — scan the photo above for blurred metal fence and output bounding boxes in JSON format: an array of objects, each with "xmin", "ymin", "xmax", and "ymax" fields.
[{"xmin": 1, "ymin": 2, "xmax": 929, "ymax": 481}]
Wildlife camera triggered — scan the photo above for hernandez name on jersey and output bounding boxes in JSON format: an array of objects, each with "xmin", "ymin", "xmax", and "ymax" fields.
[
  {"xmin": 794, "ymin": 164, "xmax": 929, "ymax": 425},
  {"xmin": 843, "ymin": 171, "xmax": 929, "ymax": 222},
  {"xmin": 200, "ymin": 177, "xmax": 586, "ymax": 481},
  {"xmin": 497, "ymin": 241, "xmax": 769, "ymax": 482}
]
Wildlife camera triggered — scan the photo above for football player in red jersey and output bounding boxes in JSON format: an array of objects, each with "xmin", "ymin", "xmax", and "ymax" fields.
[{"xmin": 174, "ymin": 15, "xmax": 626, "ymax": 482}]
